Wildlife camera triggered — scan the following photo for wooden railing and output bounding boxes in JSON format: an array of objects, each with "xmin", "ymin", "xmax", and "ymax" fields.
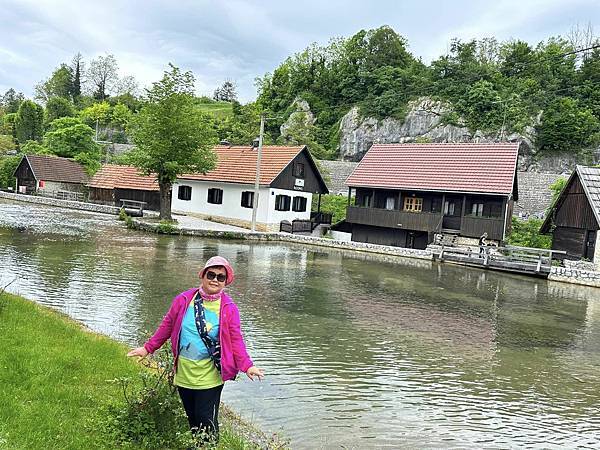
[
  {"xmin": 346, "ymin": 206, "xmax": 441, "ymax": 231},
  {"xmin": 461, "ymin": 216, "xmax": 505, "ymax": 241},
  {"xmin": 41, "ymin": 190, "xmax": 85, "ymax": 202},
  {"xmin": 437, "ymin": 244, "xmax": 566, "ymax": 275}
]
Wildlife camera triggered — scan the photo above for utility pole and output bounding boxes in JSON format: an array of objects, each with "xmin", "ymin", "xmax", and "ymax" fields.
[{"xmin": 251, "ymin": 114, "xmax": 265, "ymax": 232}]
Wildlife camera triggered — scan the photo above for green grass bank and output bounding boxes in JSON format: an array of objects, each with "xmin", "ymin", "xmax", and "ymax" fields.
[{"xmin": 0, "ymin": 292, "xmax": 286, "ymax": 449}]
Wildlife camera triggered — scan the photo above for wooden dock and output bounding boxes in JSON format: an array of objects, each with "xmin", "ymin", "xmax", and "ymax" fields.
[{"xmin": 432, "ymin": 245, "xmax": 566, "ymax": 277}]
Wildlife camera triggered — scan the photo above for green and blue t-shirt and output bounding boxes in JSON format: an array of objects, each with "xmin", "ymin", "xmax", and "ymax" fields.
[{"xmin": 174, "ymin": 294, "xmax": 223, "ymax": 389}]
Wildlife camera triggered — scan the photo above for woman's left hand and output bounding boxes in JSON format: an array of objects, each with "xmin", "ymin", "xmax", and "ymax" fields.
[{"xmin": 246, "ymin": 366, "xmax": 265, "ymax": 381}]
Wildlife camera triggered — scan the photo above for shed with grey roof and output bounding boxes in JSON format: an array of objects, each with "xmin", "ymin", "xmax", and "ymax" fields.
[{"xmin": 541, "ymin": 165, "xmax": 600, "ymax": 263}]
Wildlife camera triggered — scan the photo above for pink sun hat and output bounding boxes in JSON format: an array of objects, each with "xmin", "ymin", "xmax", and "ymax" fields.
[{"xmin": 199, "ymin": 256, "xmax": 235, "ymax": 285}]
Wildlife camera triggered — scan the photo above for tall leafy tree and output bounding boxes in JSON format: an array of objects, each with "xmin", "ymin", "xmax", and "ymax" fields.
[
  {"xmin": 87, "ymin": 54, "xmax": 119, "ymax": 100},
  {"xmin": 15, "ymin": 100, "xmax": 44, "ymax": 143},
  {"xmin": 45, "ymin": 97, "xmax": 75, "ymax": 125},
  {"xmin": 43, "ymin": 117, "xmax": 101, "ymax": 173},
  {"xmin": 1, "ymin": 89, "xmax": 25, "ymax": 113},
  {"xmin": 129, "ymin": 64, "xmax": 217, "ymax": 219},
  {"xmin": 213, "ymin": 80, "xmax": 238, "ymax": 102},
  {"xmin": 34, "ymin": 64, "xmax": 74, "ymax": 102},
  {"xmin": 71, "ymin": 53, "xmax": 84, "ymax": 100}
]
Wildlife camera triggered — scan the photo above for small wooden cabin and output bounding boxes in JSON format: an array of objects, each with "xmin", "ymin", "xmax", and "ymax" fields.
[
  {"xmin": 87, "ymin": 165, "xmax": 160, "ymax": 211},
  {"xmin": 540, "ymin": 166, "xmax": 600, "ymax": 264},
  {"xmin": 343, "ymin": 143, "xmax": 520, "ymax": 249},
  {"xmin": 13, "ymin": 154, "xmax": 88, "ymax": 196}
]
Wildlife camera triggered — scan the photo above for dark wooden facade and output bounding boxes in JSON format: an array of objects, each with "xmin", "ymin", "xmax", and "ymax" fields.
[
  {"xmin": 270, "ymin": 148, "xmax": 328, "ymax": 194},
  {"xmin": 542, "ymin": 174, "xmax": 599, "ymax": 261},
  {"xmin": 347, "ymin": 187, "xmax": 511, "ymax": 249},
  {"xmin": 14, "ymin": 159, "xmax": 36, "ymax": 193},
  {"xmin": 89, "ymin": 186, "xmax": 161, "ymax": 211}
]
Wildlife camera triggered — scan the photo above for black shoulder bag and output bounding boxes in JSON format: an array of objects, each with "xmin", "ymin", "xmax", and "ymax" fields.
[{"xmin": 193, "ymin": 293, "xmax": 222, "ymax": 373}]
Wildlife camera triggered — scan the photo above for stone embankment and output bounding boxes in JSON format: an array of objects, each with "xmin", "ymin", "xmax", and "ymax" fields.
[
  {"xmin": 132, "ymin": 217, "xmax": 433, "ymax": 260},
  {"xmin": 0, "ymin": 191, "xmax": 159, "ymax": 217}
]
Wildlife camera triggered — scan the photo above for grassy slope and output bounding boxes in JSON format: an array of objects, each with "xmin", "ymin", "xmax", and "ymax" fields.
[
  {"xmin": 0, "ymin": 293, "xmax": 142, "ymax": 449},
  {"xmin": 196, "ymin": 101, "xmax": 233, "ymax": 119},
  {"xmin": 0, "ymin": 293, "xmax": 285, "ymax": 449}
]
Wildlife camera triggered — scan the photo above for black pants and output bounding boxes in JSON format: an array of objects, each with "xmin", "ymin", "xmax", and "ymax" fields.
[{"xmin": 177, "ymin": 384, "xmax": 224, "ymax": 440}]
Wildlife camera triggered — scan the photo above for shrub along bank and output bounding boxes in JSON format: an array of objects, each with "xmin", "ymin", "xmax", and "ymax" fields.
[{"xmin": 0, "ymin": 292, "xmax": 287, "ymax": 449}]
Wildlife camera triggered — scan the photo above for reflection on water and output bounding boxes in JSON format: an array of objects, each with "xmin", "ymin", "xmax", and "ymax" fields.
[{"xmin": 2, "ymin": 199, "xmax": 600, "ymax": 448}]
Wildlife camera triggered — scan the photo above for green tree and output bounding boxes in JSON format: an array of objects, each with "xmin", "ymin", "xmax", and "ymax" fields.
[
  {"xmin": 1, "ymin": 88, "xmax": 25, "ymax": 113},
  {"xmin": 128, "ymin": 64, "xmax": 218, "ymax": 219},
  {"xmin": 20, "ymin": 140, "xmax": 52, "ymax": 155},
  {"xmin": 34, "ymin": 64, "xmax": 74, "ymax": 102},
  {"xmin": 45, "ymin": 97, "xmax": 75, "ymax": 125},
  {"xmin": 536, "ymin": 97, "xmax": 600, "ymax": 152},
  {"xmin": 110, "ymin": 103, "xmax": 132, "ymax": 128},
  {"xmin": 15, "ymin": 100, "xmax": 44, "ymax": 143},
  {"xmin": 79, "ymin": 102, "xmax": 111, "ymax": 134},
  {"xmin": 0, "ymin": 134, "xmax": 16, "ymax": 154},
  {"xmin": 507, "ymin": 217, "xmax": 551, "ymax": 249},
  {"xmin": 43, "ymin": 117, "xmax": 101, "ymax": 173},
  {"xmin": 71, "ymin": 53, "xmax": 84, "ymax": 102},
  {"xmin": 0, "ymin": 155, "xmax": 20, "ymax": 189},
  {"xmin": 549, "ymin": 177, "xmax": 567, "ymax": 205},
  {"xmin": 86, "ymin": 54, "xmax": 119, "ymax": 100}
]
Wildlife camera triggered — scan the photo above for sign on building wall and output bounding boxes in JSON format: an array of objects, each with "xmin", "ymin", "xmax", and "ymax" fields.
[{"xmin": 294, "ymin": 178, "xmax": 304, "ymax": 191}]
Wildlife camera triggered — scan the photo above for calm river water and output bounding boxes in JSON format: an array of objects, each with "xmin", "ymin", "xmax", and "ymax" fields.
[{"xmin": 2, "ymin": 199, "xmax": 600, "ymax": 448}]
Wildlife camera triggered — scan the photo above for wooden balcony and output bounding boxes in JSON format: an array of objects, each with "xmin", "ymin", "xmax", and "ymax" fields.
[
  {"xmin": 347, "ymin": 206, "xmax": 507, "ymax": 240},
  {"xmin": 346, "ymin": 206, "xmax": 442, "ymax": 232},
  {"xmin": 461, "ymin": 216, "xmax": 506, "ymax": 241}
]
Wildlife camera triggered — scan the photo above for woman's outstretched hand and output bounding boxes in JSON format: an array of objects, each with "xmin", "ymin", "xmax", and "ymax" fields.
[
  {"xmin": 127, "ymin": 347, "xmax": 149, "ymax": 358},
  {"xmin": 246, "ymin": 366, "xmax": 265, "ymax": 381}
]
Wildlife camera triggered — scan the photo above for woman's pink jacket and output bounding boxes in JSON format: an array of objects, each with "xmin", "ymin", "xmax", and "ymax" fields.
[{"xmin": 144, "ymin": 288, "xmax": 254, "ymax": 381}]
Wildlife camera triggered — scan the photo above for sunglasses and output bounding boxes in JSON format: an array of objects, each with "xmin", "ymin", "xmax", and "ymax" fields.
[{"xmin": 205, "ymin": 270, "xmax": 227, "ymax": 283}]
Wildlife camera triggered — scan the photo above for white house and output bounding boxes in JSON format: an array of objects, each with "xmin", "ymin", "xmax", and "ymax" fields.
[{"xmin": 172, "ymin": 144, "xmax": 329, "ymax": 231}]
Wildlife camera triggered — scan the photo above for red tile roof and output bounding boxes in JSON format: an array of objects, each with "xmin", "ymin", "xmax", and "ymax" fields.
[
  {"xmin": 346, "ymin": 143, "xmax": 519, "ymax": 195},
  {"xmin": 178, "ymin": 145, "xmax": 306, "ymax": 185},
  {"xmin": 25, "ymin": 155, "xmax": 88, "ymax": 184},
  {"xmin": 87, "ymin": 165, "xmax": 159, "ymax": 191}
]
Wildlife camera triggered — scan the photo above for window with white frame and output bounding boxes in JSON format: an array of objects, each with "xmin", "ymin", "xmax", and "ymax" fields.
[
  {"xmin": 241, "ymin": 191, "xmax": 254, "ymax": 208},
  {"xmin": 292, "ymin": 196, "xmax": 307, "ymax": 212},
  {"xmin": 471, "ymin": 203, "xmax": 484, "ymax": 217},
  {"xmin": 207, "ymin": 188, "xmax": 223, "ymax": 204},
  {"xmin": 178, "ymin": 185, "xmax": 192, "ymax": 201},
  {"xmin": 275, "ymin": 194, "xmax": 291, "ymax": 211}
]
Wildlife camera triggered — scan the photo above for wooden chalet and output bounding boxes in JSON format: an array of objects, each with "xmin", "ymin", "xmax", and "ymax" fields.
[
  {"xmin": 14, "ymin": 154, "xmax": 88, "ymax": 197},
  {"xmin": 87, "ymin": 165, "xmax": 160, "ymax": 211},
  {"xmin": 540, "ymin": 165, "xmax": 600, "ymax": 263},
  {"xmin": 343, "ymin": 143, "xmax": 520, "ymax": 249}
]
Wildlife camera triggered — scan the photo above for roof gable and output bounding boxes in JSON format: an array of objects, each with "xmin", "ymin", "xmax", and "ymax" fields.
[
  {"xmin": 178, "ymin": 145, "xmax": 307, "ymax": 185},
  {"xmin": 18, "ymin": 155, "xmax": 88, "ymax": 184},
  {"xmin": 540, "ymin": 166, "xmax": 600, "ymax": 233},
  {"xmin": 87, "ymin": 165, "xmax": 159, "ymax": 191},
  {"xmin": 346, "ymin": 143, "xmax": 519, "ymax": 196}
]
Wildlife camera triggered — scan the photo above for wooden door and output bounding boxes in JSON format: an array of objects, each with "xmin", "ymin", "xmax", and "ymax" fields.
[{"xmin": 585, "ymin": 230, "xmax": 596, "ymax": 260}]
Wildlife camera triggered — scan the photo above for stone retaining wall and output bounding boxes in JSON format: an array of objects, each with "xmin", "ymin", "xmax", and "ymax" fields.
[
  {"xmin": 133, "ymin": 218, "xmax": 433, "ymax": 260},
  {"xmin": 0, "ymin": 191, "xmax": 159, "ymax": 217},
  {"xmin": 548, "ymin": 266, "xmax": 600, "ymax": 288}
]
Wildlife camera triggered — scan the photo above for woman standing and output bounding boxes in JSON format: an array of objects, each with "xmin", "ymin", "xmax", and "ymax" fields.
[{"xmin": 127, "ymin": 256, "xmax": 264, "ymax": 440}]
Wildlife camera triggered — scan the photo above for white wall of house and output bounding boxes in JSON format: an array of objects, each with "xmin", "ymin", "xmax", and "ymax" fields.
[
  {"xmin": 267, "ymin": 187, "xmax": 312, "ymax": 223},
  {"xmin": 172, "ymin": 181, "xmax": 313, "ymax": 227}
]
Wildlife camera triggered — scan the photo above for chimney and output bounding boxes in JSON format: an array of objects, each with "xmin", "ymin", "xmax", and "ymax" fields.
[
  {"xmin": 219, "ymin": 140, "xmax": 231, "ymax": 147},
  {"xmin": 251, "ymin": 138, "xmax": 260, "ymax": 150}
]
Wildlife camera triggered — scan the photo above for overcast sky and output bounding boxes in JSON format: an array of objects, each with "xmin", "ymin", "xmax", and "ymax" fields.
[{"xmin": 1, "ymin": 0, "xmax": 599, "ymax": 103}]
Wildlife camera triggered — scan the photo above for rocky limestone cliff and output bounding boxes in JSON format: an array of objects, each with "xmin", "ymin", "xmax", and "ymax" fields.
[
  {"xmin": 280, "ymin": 98, "xmax": 315, "ymax": 138},
  {"xmin": 337, "ymin": 97, "xmax": 539, "ymax": 166}
]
